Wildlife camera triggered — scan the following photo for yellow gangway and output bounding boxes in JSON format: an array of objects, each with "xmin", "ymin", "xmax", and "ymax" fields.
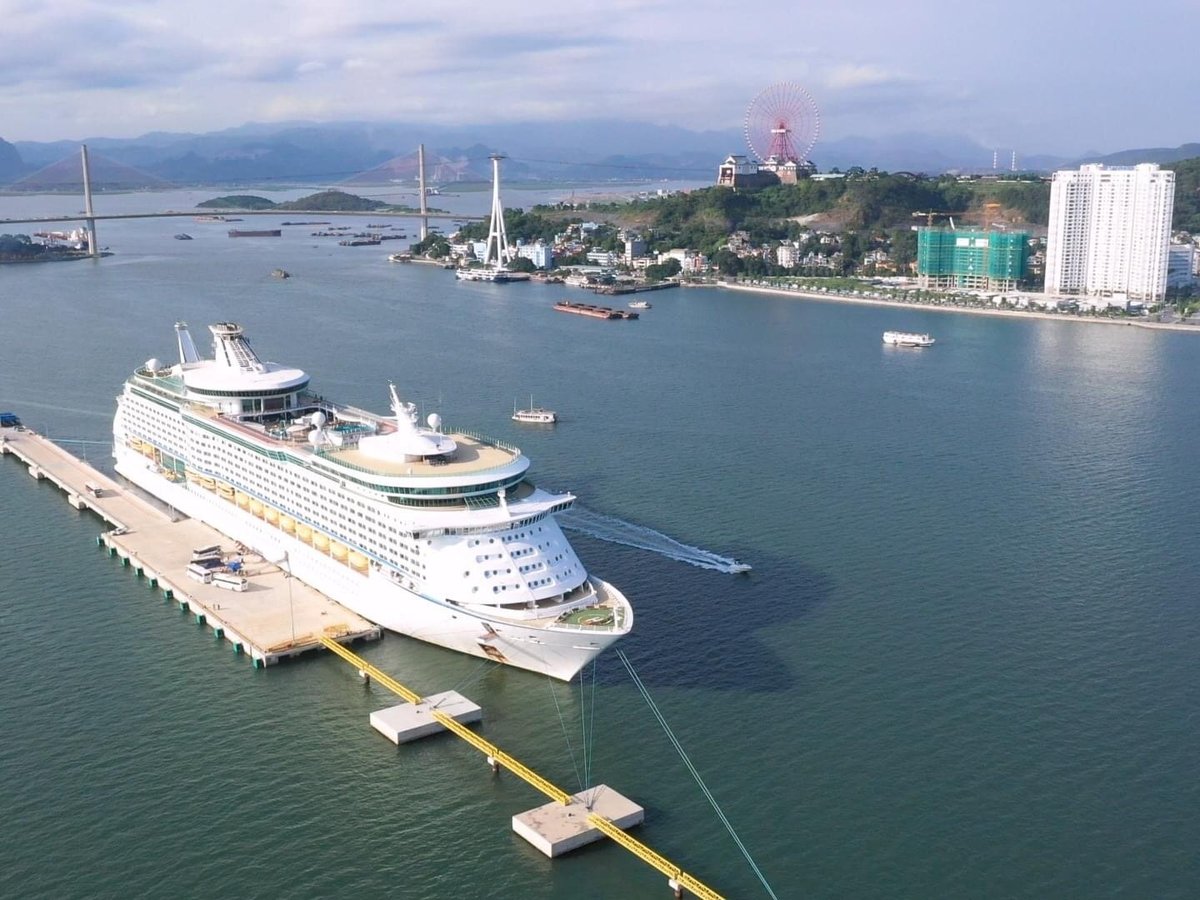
[{"xmin": 316, "ymin": 636, "xmax": 724, "ymax": 900}]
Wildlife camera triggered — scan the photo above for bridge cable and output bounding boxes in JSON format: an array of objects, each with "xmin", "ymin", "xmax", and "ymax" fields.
[{"xmin": 616, "ymin": 649, "xmax": 780, "ymax": 900}]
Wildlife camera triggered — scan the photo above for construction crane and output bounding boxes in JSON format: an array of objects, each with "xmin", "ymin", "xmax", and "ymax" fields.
[{"xmin": 912, "ymin": 210, "xmax": 966, "ymax": 228}]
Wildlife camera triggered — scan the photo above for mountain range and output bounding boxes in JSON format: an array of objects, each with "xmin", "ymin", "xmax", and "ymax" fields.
[{"xmin": 0, "ymin": 122, "xmax": 1195, "ymax": 189}]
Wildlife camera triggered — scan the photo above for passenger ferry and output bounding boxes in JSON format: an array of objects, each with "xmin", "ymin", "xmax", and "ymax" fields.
[
  {"xmin": 882, "ymin": 330, "xmax": 935, "ymax": 348},
  {"xmin": 512, "ymin": 397, "xmax": 557, "ymax": 425},
  {"xmin": 112, "ymin": 322, "xmax": 633, "ymax": 679},
  {"xmin": 455, "ymin": 265, "xmax": 514, "ymax": 283}
]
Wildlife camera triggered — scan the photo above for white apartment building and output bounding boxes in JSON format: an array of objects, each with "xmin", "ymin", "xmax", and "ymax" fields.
[{"xmin": 1045, "ymin": 163, "xmax": 1175, "ymax": 304}]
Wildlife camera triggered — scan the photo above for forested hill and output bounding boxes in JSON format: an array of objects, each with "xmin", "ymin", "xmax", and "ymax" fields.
[
  {"xmin": 585, "ymin": 173, "xmax": 1054, "ymax": 252},
  {"xmin": 1167, "ymin": 158, "xmax": 1200, "ymax": 231},
  {"xmin": 586, "ymin": 161, "xmax": 1199, "ymax": 252}
]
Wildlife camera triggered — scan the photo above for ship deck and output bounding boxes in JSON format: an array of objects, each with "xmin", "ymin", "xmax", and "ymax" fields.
[{"xmin": 186, "ymin": 402, "xmax": 523, "ymax": 477}]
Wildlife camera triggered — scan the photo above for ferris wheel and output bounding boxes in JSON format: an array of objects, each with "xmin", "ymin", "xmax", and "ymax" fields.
[{"xmin": 743, "ymin": 82, "xmax": 821, "ymax": 165}]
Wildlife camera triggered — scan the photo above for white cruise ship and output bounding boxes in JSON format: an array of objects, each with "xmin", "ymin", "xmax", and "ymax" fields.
[{"xmin": 113, "ymin": 322, "xmax": 632, "ymax": 680}]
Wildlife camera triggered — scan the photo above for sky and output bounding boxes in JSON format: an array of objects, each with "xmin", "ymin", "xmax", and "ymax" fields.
[{"xmin": 1, "ymin": 0, "xmax": 1197, "ymax": 155}]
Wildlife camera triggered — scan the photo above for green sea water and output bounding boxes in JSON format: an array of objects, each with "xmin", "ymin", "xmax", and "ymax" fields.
[{"xmin": 1, "ymin": 191, "xmax": 1198, "ymax": 899}]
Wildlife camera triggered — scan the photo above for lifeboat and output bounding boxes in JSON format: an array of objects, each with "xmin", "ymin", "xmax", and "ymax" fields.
[
  {"xmin": 235, "ymin": 491, "xmax": 250, "ymax": 509},
  {"xmin": 265, "ymin": 507, "xmax": 280, "ymax": 525},
  {"xmin": 280, "ymin": 515, "xmax": 296, "ymax": 534},
  {"xmin": 186, "ymin": 470, "xmax": 202, "ymax": 484},
  {"xmin": 296, "ymin": 523, "xmax": 313, "ymax": 543},
  {"xmin": 249, "ymin": 499, "xmax": 264, "ymax": 517},
  {"xmin": 130, "ymin": 438, "xmax": 146, "ymax": 453},
  {"xmin": 313, "ymin": 532, "xmax": 330, "ymax": 552},
  {"xmin": 199, "ymin": 476, "xmax": 216, "ymax": 491},
  {"xmin": 143, "ymin": 444, "xmax": 157, "ymax": 459},
  {"xmin": 348, "ymin": 551, "xmax": 369, "ymax": 573},
  {"xmin": 330, "ymin": 541, "xmax": 348, "ymax": 562},
  {"xmin": 217, "ymin": 483, "xmax": 235, "ymax": 501}
]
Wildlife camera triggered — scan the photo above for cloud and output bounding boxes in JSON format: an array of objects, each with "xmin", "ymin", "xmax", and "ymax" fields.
[{"xmin": 825, "ymin": 64, "xmax": 912, "ymax": 90}]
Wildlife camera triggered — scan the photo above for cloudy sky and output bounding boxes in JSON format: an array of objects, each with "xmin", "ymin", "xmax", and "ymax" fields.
[{"xmin": 1, "ymin": 0, "xmax": 1195, "ymax": 154}]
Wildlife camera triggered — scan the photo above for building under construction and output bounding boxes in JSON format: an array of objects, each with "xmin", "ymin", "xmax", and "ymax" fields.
[{"xmin": 916, "ymin": 227, "xmax": 1030, "ymax": 292}]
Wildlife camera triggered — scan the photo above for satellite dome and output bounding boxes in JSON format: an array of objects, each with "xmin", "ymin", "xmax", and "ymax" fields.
[
  {"xmin": 145, "ymin": 358, "xmax": 162, "ymax": 372},
  {"xmin": 427, "ymin": 413, "xmax": 442, "ymax": 432},
  {"xmin": 311, "ymin": 410, "xmax": 327, "ymax": 428}
]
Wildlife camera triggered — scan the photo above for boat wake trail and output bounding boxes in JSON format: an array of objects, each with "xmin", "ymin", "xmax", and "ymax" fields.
[{"xmin": 559, "ymin": 506, "xmax": 751, "ymax": 574}]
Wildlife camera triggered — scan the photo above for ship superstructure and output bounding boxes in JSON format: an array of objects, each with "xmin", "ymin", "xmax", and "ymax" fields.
[{"xmin": 113, "ymin": 322, "xmax": 632, "ymax": 679}]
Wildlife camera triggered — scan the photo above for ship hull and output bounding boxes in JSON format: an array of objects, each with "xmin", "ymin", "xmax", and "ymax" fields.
[{"xmin": 114, "ymin": 445, "xmax": 620, "ymax": 680}]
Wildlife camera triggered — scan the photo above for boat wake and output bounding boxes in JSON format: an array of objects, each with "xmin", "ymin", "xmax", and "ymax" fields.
[{"xmin": 559, "ymin": 506, "xmax": 751, "ymax": 574}]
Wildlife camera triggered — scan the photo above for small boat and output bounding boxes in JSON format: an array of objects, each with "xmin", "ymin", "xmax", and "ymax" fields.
[
  {"xmin": 882, "ymin": 330, "xmax": 935, "ymax": 348},
  {"xmin": 512, "ymin": 396, "xmax": 557, "ymax": 424},
  {"xmin": 628, "ymin": 299, "xmax": 651, "ymax": 309},
  {"xmin": 387, "ymin": 252, "xmax": 412, "ymax": 263},
  {"xmin": 174, "ymin": 233, "xmax": 193, "ymax": 240},
  {"xmin": 271, "ymin": 268, "xmax": 291, "ymax": 279}
]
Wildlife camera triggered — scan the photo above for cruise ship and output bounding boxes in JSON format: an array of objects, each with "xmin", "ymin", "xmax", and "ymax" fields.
[{"xmin": 113, "ymin": 322, "xmax": 633, "ymax": 680}]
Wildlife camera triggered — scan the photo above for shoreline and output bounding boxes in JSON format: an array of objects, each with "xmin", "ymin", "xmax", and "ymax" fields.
[{"xmin": 715, "ymin": 282, "xmax": 1200, "ymax": 333}]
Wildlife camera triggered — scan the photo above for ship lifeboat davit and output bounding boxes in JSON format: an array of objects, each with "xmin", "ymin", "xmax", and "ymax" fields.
[
  {"xmin": 313, "ymin": 532, "xmax": 330, "ymax": 552},
  {"xmin": 348, "ymin": 550, "xmax": 368, "ymax": 572},
  {"xmin": 296, "ymin": 523, "xmax": 313, "ymax": 543},
  {"xmin": 330, "ymin": 541, "xmax": 348, "ymax": 562},
  {"xmin": 280, "ymin": 515, "xmax": 296, "ymax": 534}
]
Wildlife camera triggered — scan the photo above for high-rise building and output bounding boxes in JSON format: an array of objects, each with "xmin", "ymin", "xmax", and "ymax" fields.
[
  {"xmin": 1044, "ymin": 163, "xmax": 1175, "ymax": 304},
  {"xmin": 916, "ymin": 228, "xmax": 1029, "ymax": 291}
]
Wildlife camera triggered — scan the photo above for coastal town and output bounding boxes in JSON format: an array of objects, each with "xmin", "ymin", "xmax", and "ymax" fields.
[{"xmin": 415, "ymin": 152, "xmax": 1200, "ymax": 326}]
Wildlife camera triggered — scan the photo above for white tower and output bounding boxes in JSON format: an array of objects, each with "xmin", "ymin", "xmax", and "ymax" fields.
[{"xmin": 483, "ymin": 154, "xmax": 513, "ymax": 268}]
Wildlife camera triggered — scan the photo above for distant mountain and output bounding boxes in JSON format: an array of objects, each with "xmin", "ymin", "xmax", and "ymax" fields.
[
  {"xmin": 1072, "ymin": 143, "xmax": 1200, "ymax": 167},
  {"xmin": 0, "ymin": 137, "xmax": 25, "ymax": 183},
  {"xmin": 7, "ymin": 122, "xmax": 1198, "ymax": 186}
]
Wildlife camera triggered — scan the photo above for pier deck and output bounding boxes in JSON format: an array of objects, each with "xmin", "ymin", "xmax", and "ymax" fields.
[{"xmin": 1, "ymin": 427, "xmax": 381, "ymax": 664}]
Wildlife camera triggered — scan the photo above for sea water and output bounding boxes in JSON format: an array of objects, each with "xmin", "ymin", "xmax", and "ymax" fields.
[{"xmin": 1, "ymin": 190, "xmax": 1198, "ymax": 899}]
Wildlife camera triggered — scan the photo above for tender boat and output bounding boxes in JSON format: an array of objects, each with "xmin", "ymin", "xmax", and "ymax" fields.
[
  {"xmin": 882, "ymin": 330, "xmax": 935, "ymax": 348},
  {"xmin": 628, "ymin": 300, "xmax": 651, "ymax": 309},
  {"xmin": 512, "ymin": 396, "xmax": 557, "ymax": 424}
]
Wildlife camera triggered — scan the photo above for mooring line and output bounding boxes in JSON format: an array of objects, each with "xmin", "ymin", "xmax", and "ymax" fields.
[{"xmin": 616, "ymin": 649, "xmax": 780, "ymax": 900}]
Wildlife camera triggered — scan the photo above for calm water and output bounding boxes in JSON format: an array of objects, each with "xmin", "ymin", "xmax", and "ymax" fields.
[{"xmin": 1, "ymin": 191, "xmax": 1198, "ymax": 899}]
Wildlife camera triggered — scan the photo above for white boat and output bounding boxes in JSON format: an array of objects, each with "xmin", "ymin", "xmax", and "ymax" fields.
[
  {"xmin": 455, "ymin": 266, "xmax": 514, "ymax": 283},
  {"xmin": 113, "ymin": 322, "xmax": 632, "ymax": 680},
  {"xmin": 512, "ymin": 397, "xmax": 557, "ymax": 424},
  {"xmin": 882, "ymin": 330, "xmax": 935, "ymax": 348},
  {"xmin": 628, "ymin": 300, "xmax": 651, "ymax": 309}
]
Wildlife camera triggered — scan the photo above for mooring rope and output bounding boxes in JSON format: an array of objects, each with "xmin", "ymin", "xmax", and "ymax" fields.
[
  {"xmin": 616, "ymin": 649, "xmax": 780, "ymax": 900},
  {"xmin": 548, "ymin": 675, "xmax": 585, "ymax": 792}
]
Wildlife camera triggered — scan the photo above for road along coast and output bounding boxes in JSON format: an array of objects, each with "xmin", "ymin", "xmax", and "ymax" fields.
[{"xmin": 718, "ymin": 282, "xmax": 1200, "ymax": 333}]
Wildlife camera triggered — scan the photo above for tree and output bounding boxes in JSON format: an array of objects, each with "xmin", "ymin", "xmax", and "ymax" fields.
[{"xmin": 506, "ymin": 256, "xmax": 536, "ymax": 273}]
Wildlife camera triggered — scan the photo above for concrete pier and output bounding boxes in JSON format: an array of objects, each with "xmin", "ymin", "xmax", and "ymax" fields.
[
  {"xmin": 513, "ymin": 786, "xmax": 645, "ymax": 857},
  {"xmin": 2, "ymin": 427, "xmax": 381, "ymax": 664},
  {"xmin": 369, "ymin": 691, "xmax": 483, "ymax": 744}
]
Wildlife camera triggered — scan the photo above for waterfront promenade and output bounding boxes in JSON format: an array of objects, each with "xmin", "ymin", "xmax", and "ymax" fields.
[{"xmin": 719, "ymin": 282, "xmax": 1200, "ymax": 333}]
